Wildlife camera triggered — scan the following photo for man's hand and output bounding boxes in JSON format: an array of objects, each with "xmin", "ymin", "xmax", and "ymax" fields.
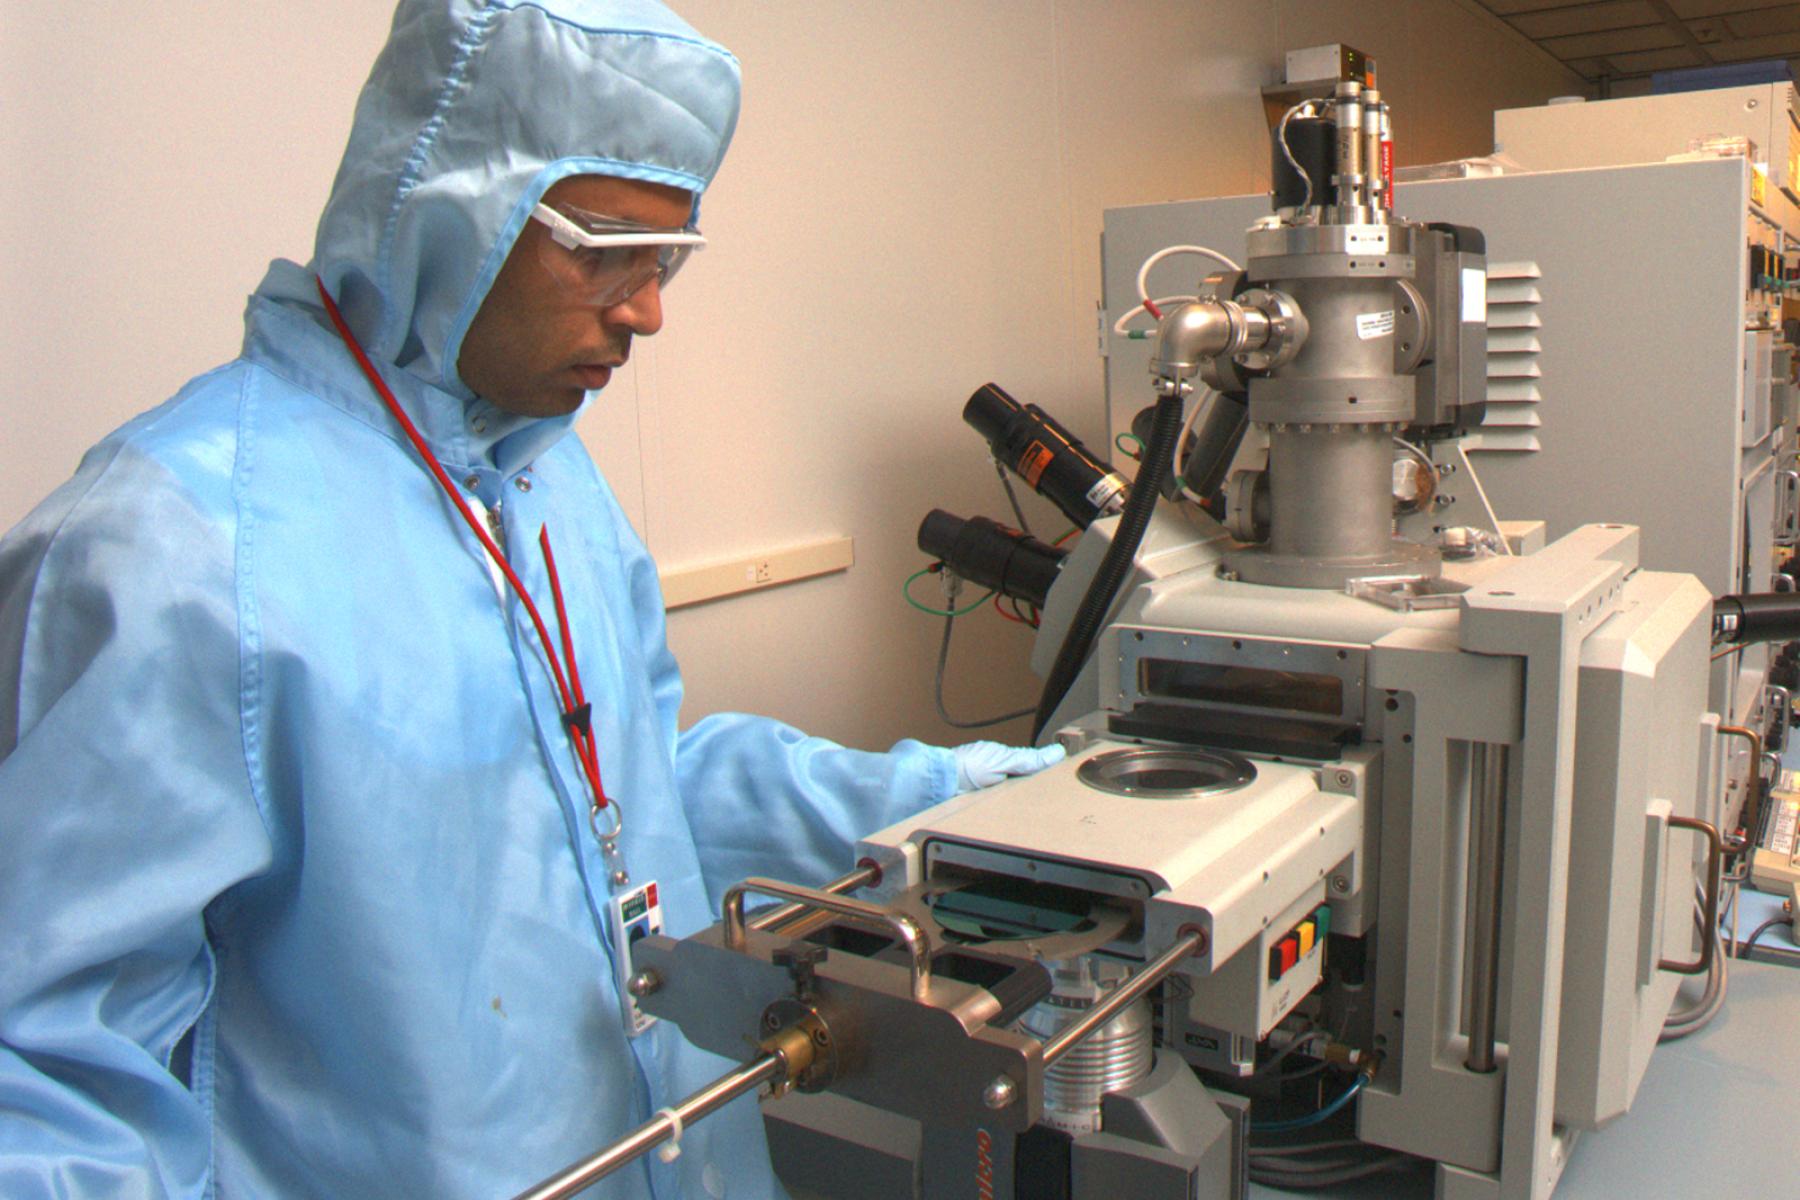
[{"xmin": 951, "ymin": 741, "xmax": 1067, "ymax": 795}]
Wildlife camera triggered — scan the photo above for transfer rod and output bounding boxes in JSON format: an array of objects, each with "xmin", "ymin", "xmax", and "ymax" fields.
[
  {"xmin": 1464, "ymin": 742, "xmax": 1508, "ymax": 1073},
  {"xmin": 1040, "ymin": 929, "xmax": 1204, "ymax": 1068},
  {"xmin": 511, "ymin": 1052, "xmax": 786, "ymax": 1200}
]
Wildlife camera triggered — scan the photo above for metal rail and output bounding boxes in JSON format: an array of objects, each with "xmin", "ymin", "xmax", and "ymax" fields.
[
  {"xmin": 1040, "ymin": 929, "xmax": 1205, "ymax": 1068},
  {"xmin": 510, "ymin": 1052, "xmax": 785, "ymax": 1200},
  {"xmin": 1465, "ymin": 741, "xmax": 1508, "ymax": 1074}
]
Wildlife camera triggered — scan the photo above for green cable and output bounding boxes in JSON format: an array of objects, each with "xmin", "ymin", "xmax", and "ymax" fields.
[
  {"xmin": 1115, "ymin": 431, "xmax": 1145, "ymax": 458},
  {"xmin": 903, "ymin": 565, "xmax": 996, "ymax": 617}
]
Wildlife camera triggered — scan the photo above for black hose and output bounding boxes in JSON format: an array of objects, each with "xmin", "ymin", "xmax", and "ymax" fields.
[{"xmin": 1031, "ymin": 392, "xmax": 1184, "ymax": 739}]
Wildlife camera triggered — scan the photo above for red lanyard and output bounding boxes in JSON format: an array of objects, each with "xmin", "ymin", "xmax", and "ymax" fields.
[{"xmin": 314, "ymin": 276, "xmax": 610, "ymax": 812}]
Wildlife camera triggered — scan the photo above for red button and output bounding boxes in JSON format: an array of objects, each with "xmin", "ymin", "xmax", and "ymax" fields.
[
  {"xmin": 1277, "ymin": 936, "xmax": 1299, "ymax": 976},
  {"xmin": 646, "ymin": 883, "xmax": 658, "ymax": 907}
]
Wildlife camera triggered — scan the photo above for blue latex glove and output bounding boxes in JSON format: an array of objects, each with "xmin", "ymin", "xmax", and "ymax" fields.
[{"xmin": 952, "ymin": 741, "xmax": 1068, "ymax": 794}]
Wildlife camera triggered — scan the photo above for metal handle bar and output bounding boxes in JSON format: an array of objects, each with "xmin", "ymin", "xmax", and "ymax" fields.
[
  {"xmin": 747, "ymin": 863, "xmax": 880, "ymax": 933},
  {"xmin": 1718, "ymin": 724, "xmax": 1763, "ymax": 852},
  {"xmin": 1660, "ymin": 815, "xmax": 1724, "ymax": 977},
  {"xmin": 723, "ymin": 876, "xmax": 933, "ymax": 1002}
]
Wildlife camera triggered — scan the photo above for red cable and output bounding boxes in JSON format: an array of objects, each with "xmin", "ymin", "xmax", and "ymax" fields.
[
  {"xmin": 1141, "ymin": 298, "xmax": 1163, "ymax": 320},
  {"xmin": 314, "ymin": 276, "xmax": 610, "ymax": 809},
  {"xmin": 539, "ymin": 528, "xmax": 603, "ymax": 784},
  {"xmin": 992, "ymin": 592, "xmax": 1027, "ymax": 625}
]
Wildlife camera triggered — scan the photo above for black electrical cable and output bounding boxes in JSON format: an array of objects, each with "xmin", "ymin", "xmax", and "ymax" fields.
[
  {"xmin": 1248, "ymin": 1153, "xmax": 1413, "ymax": 1190},
  {"xmin": 993, "ymin": 459, "xmax": 1033, "ymax": 537},
  {"xmin": 1738, "ymin": 915, "xmax": 1795, "ymax": 956},
  {"xmin": 1030, "ymin": 392, "xmax": 1183, "ymax": 739},
  {"xmin": 935, "ymin": 614, "xmax": 1035, "ymax": 730}
]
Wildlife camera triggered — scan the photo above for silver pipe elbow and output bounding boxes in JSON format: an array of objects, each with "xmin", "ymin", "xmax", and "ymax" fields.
[{"xmin": 1149, "ymin": 299, "xmax": 1238, "ymax": 383}]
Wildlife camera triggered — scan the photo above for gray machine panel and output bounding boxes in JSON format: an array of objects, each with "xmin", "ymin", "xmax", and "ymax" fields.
[{"xmin": 1495, "ymin": 83, "xmax": 1800, "ymax": 219}]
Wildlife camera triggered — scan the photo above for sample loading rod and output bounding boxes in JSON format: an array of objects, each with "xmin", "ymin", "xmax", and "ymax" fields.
[
  {"xmin": 511, "ymin": 1052, "xmax": 786, "ymax": 1200},
  {"xmin": 1040, "ymin": 929, "xmax": 1205, "ymax": 1068},
  {"xmin": 1465, "ymin": 742, "xmax": 1509, "ymax": 1074}
]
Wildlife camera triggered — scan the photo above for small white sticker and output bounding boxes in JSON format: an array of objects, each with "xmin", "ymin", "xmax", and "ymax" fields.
[
  {"xmin": 1086, "ymin": 473, "xmax": 1127, "ymax": 510},
  {"xmin": 1461, "ymin": 267, "xmax": 1488, "ymax": 323},
  {"xmin": 1356, "ymin": 310, "xmax": 1396, "ymax": 340}
]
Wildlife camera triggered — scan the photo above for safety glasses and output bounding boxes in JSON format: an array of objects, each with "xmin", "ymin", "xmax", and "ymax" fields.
[{"xmin": 530, "ymin": 203, "xmax": 706, "ymax": 307}]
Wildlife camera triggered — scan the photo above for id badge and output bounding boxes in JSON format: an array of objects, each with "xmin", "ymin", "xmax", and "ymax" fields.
[{"xmin": 605, "ymin": 879, "xmax": 664, "ymax": 1036}]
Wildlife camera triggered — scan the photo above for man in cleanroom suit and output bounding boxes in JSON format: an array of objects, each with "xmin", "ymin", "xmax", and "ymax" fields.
[{"xmin": 0, "ymin": 2, "xmax": 1063, "ymax": 1196}]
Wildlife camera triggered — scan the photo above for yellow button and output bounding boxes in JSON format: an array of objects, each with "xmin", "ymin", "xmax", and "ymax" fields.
[{"xmin": 1296, "ymin": 920, "xmax": 1316, "ymax": 956}]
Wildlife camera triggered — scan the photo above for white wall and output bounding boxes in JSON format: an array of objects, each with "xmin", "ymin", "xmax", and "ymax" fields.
[{"xmin": 0, "ymin": 2, "xmax": 1579, "ymax": 751}]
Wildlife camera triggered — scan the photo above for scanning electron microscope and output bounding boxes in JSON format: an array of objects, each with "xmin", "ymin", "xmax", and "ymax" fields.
[{"xmin": 517, "ymin": 78, "xmax": 1794, "ymax": 1200}]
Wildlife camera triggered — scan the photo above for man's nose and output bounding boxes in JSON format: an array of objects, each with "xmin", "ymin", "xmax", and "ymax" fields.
[{"xmin": 603, "ymin": 276, "xmax": 664, "ymax": 336}]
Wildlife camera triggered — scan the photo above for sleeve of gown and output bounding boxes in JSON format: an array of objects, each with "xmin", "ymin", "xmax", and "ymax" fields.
[
  {"xmin": 614, "ymin": 510, "xmax": 956, "ymax": 909},
  {"xmin": 0, "ymin": 434, "xmax": 274, "ymax": 1198}
]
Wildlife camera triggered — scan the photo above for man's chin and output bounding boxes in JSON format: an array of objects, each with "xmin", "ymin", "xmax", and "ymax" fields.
[{"xmin": 493, "ymin": 377, "xmax": 597, "ymax": 418}]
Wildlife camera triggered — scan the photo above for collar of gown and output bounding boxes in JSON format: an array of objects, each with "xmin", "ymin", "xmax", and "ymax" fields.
[{"xmin": 241, "ymin": 267, "xmax": 582, "ymax": 478}]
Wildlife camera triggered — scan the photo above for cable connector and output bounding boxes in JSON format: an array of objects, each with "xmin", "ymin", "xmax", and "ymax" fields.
[{"xmin": 1321, "ymin": 1043, "xmax": 1382, "ymax": 1080}]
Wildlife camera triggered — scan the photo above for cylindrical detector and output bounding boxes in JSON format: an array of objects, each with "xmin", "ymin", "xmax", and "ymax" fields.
[
  {"xmin": 963, "ymin": 383, "xmax": 1128, "ymax": 529},
  {"xmin": 1713, "ymin": 592, "xmax": 1800, "ymax": 645},
  {"xmin": 1333, "ymin": 80, "xmax": 1364, "ymax": 208},
  {"xmin": 917, "ymin": 509, "xmax": 1068, "ymax": 609},
  {"xmin": 1271, "ymin": 116, "xmax": 1336, "ymax": 210},
  {"xmin": 1361, "ymin": 88, "xmax": 1383, "ymax": 207}
]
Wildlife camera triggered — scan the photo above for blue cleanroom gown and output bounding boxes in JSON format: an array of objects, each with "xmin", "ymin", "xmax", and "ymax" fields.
[{"xmin": 0, "ymin": 2, "xmax": 959, "ymax": 1196}]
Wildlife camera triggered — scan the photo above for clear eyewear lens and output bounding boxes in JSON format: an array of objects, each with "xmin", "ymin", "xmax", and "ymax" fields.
[{"xmin": 531, "ymin": 204, "xmax": 702, "ymax": 307}]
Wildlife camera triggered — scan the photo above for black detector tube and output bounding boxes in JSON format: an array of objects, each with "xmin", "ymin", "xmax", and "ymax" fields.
[
  {"xmin": 1713, "ymin": 592, "xmax": 1800, "ymax": 646},
  {"xmin": 917, "ymin": 511, "xmax": 1067, "ymax": 610},
  {"xmin": 964, "ymin": 384, "xmax": 1127, "ymax": 530}
]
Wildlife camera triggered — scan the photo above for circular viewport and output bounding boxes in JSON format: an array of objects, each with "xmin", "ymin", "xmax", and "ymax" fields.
[{"xmin": 1076, "ymin": 747, "xmax": 1257, "ymax": 800}]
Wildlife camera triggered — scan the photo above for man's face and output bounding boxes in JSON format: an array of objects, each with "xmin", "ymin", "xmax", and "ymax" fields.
[{"xmin": 458, "ymin": 175, "xmax": 694, "ymax": 418}]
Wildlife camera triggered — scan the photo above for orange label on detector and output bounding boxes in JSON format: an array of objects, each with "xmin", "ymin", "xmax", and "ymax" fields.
[{"xmin": 1018, "ymin": 442, "xmax": 1055, "ymax": 487}]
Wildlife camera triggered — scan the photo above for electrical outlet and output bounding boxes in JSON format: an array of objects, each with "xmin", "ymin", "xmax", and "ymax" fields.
[{"xmin": 753, "ymin": 560, "xmax": 773, "ymax": 583}]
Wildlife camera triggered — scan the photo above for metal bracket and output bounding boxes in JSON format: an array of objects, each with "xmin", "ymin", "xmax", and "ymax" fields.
[
  {"xmin": 1765, "ymin": 684, "xmax": 1792, "ymax": 753},
  {"xmin": 1777, "ymin": 470, "xmax": 1800, "ymax": 547}
]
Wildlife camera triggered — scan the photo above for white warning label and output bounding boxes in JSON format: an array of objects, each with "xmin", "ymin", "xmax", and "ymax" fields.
[
  {"xmin": 1355, "ymin": 310, "xmax": 1395, "ymax": 340},
  {"xmin": 1462, "ymin": 267, "xmax": 1487, "ymax": 323}
]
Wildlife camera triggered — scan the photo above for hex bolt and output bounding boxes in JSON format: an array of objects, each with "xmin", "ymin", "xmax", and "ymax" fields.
[
  {"xmin": 983, "ymin": 1076, "xmax": 1018, "ymax": 1110},
  {"xmin": 626, "ymin": 969, "xmax": 661, "ymax": 999},
  {"xmin": 772, "ymin": 944, "xmax": 829, "ymax": 999}
]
